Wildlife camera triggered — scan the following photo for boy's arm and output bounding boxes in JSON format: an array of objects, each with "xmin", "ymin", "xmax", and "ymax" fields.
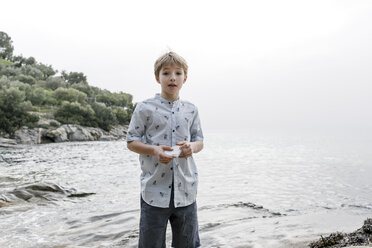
[
  {"xmin": 127, "ymin": 141, "xmax": 174, "ymax": 164},
  {"xmin": 126, "ymin": 103, "xmax": 173, "ymax": 164}
]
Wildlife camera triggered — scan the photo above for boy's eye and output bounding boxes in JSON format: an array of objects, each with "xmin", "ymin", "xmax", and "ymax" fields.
[
  {"xmin": 176, "ymin": 72, "xmax": 182, "ymax": 75},
  {"xmin": 162, "ymin": 72, "xmax": 169, "ymax": 75}
]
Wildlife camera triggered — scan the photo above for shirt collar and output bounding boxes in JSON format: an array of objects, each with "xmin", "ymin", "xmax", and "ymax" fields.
[{"xmin": 155, "ymin": 93, "xmax": 180, "ymax": 105}]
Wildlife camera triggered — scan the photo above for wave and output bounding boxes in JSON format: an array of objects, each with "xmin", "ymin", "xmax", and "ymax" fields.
[
  {"xmin": 200, "ymin": 201, "xmax": 284, "ymax": 217},
  {"xmin": 342, "ymin": 203, "xmax": 372, "ymax": 210}
]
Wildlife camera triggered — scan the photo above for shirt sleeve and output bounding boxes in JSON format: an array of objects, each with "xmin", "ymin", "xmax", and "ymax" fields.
[
  {"xmin": 190, "ymin": 107, "xmax": 204, "ymax": 142},
  {"xmin": 126, "ymin": 103, "xmax": 146, "ymax": 142}
]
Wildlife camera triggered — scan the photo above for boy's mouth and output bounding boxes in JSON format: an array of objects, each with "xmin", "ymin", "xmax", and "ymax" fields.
[{"xmin": 168, "ymin": 84, "xmax": 177, "ymax": 88}]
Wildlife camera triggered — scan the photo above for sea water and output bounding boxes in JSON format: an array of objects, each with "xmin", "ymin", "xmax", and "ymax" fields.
[{"xmin": 1, "ymin": 130, "xmax": 371, "ymax": 247}]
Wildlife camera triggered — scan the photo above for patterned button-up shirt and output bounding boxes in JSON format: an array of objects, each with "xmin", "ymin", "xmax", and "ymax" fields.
[{"xmin": 126, "ymin": 94, "xmax": 204, "ymax": 208}]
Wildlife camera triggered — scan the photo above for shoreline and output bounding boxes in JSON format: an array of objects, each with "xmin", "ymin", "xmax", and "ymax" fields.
[{"xmin": 0, "ymin": 123, "xmax": 128, "ymax": 146}]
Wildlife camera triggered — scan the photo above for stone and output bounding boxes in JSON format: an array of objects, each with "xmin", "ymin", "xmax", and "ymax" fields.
[
  {"xmin": 0, "ymin": 137, "xmax": 18, "ymax": 147},
  {"xmin": 86, "ymin": 127, "xmax": 104, "ymax": 140},
  {"xmin": 14, "ymin": 127, "xmax": 45, "ymax": 145},
  {"xmin": 109, "ymin": 125, "xmax": 128, "ymax": 138},
  {"xmin": 44, "ymin": 127, "xmax": 69, "ymax": 143},
  {"xmin": 5, "ymin": 122, "xmax": 127, "ymax": 145},
  {"xmin": 63, "ymin": 124, "xmax": 95, "ymax": 142}
]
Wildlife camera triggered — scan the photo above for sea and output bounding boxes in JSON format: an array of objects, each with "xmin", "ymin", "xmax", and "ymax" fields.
[{"xmin": 1, "ymin": 129, "xmax": 371, "ymax": 248}]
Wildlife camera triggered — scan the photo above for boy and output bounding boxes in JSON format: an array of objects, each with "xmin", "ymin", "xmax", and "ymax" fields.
[{"xmin": 126, "ymin": 51, "xmax": 204, "ymax": 248}]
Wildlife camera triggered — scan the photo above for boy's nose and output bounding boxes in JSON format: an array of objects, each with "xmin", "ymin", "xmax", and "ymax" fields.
[{"xmin": 170, "ymin": 73, "xmax": 176, "ymax": 81}]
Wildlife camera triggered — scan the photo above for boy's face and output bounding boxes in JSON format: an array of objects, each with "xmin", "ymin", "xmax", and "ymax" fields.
[{"xmin": 156, "ymin": 63, "xmax": 187, "ymax": 101}]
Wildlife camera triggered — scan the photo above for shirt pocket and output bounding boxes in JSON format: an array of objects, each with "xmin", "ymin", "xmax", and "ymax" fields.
[
  {"xmin": 148, "ymin": 111, "xmax": 171, "ymax": 145},
  {"xmin": 175, "ymin": 111, "xmax": 194, "ymax": 141}
]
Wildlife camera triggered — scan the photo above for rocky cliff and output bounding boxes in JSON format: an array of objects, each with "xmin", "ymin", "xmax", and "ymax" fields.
[{"xmin": 0, "ymin": 118, "xmax": 127, "ymax": 146}]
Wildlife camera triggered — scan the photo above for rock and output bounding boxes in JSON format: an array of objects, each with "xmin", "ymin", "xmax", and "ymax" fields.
[
  {"xmin": 63, "ymin": 125, "xmax": 95, "ymax": 142},
  {"xmin": 44, "ymin": 127, "xmax": 69, "ymax": 143},
  {"xmin": 86, "ymin": 127, "xmax": 104, "ymax": 140},
  {"xmin": 7, "ymin": 123, "xmax": 127, "ymax": 145},
  {"xmin": 0, "ymin": 138, "xmax": 17, "ymax": 147},
  {"xmin": 109, "ymin": 125, "xmax": 128, "ymax": 138},
  {"xmin": 44, "ymin": 125, "xmax": 97, "ymax": 142},
  {"xmin": 14, "ymin": 127, "xmax": 45, "ymax": 145}
]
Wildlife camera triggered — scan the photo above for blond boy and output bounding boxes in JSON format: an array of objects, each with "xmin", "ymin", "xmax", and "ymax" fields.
[{"xmin": 127, "ymin": 52, "xmax": 203, "ymax": 247}]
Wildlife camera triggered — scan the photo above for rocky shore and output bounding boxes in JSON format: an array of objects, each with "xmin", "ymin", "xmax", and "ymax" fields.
[
  {"xmin": 0, "ymin": 118, "xmax": 127, "ymax": 146},
  {"xmin": 309, "ymin": 218, "xmax": 372, "ymax": 248}
]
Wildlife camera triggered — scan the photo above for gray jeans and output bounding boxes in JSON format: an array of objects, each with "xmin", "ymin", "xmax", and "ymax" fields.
[{"xmin": 138, "ymin": 188, "xmax": 200, "ymax": 248}]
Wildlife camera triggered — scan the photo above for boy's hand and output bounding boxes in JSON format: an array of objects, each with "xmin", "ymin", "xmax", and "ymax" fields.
[
  {"xmin": 176, "ymin": 141, "xmax": 193, "ymax": 158},
  {"xmin": 153, "ymin": 145, "xmax": 174, "ymax": 164}
]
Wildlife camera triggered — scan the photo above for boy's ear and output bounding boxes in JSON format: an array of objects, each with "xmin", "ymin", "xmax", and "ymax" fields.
[
  {"xmin": 183, "ymin": 75, "xmax": 188, "ymax": 83},
  {"xmin": 156, "ymin": 76, "xmax": 160, "ymax": 83}
]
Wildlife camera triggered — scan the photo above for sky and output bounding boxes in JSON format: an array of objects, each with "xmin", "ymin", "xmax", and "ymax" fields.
[{"xmin": 1, "ymin": 0, "xmax": 372, "ymax": 132}]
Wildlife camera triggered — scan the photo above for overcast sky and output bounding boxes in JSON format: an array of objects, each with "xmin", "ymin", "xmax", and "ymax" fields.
[{"xmin": 1, "ymin": 0, "xmax": 371, "ymax": 132}]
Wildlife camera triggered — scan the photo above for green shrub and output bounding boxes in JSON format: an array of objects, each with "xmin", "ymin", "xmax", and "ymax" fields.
[
  {"xmin": 44, "ymin": 76, "xmax": 67, "ymax": 90},
  {"xmin": 54, "ymin": 101, "xmax": 96, "ymax": 127},
  {"xmin": 0, "ymin": 87, "xmax": 39, "ymax": 135},
  {"xmin": 90, "ymin": 102, "xmax": 117, "ymax": 131},
  {"xmin": 54, "ymin": 87, "xmax": 87, "ymax": 104},
  {"xmin": 26, "ymin": 85, "xmax": 52, "ymax": 106},
  {"xmin": 112, "ymin": 106, "xmax": 130, "ymax": 125},
  {"xmin": 49, "ymin": 121, "xmax": 60, "ymax": 127},
  {"xmin": 16, "ymin": 74, "xmax": 37, "ymax": 85},
  {"xmin": 20, "ymin": 64, "xmax": 43, "ymax": 80},
  {"xmin": 71, "ymin": 82, "xmax": 94, "ymax": 97}
]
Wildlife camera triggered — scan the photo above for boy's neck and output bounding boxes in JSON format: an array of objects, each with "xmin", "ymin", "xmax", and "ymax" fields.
[{"xmin": 160, "ymin": 92, "xmax": 179, "ymax": 102}]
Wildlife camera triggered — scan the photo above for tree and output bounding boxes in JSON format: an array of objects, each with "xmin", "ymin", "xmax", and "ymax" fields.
[
  {"xmin": 112, "ymin": 106, "xmax": 131, "ymax": 124},
  {"xmin": 70, "ymin": 82, "xmax": 94, "ymax": 97},
  {"xmin": 20, "ymin": 64, "xmax": 43, "ymax": 80},
  {"xmin": 36, "ymin": 63, "xmax": 56, "ymax": 79},
  {"xmin": 115, "ymin": 92, "xmax": 133, "ymax": 107},
  {"xmin": 26, "ymin": 85, "xmax": 51, "ymax": 106},
  {"xmin": 12, "ymin": 55, "xmax": 37, "ymax": 67},
  {"xmin": 54, "ymin": 101, "xmax": 96, "ymax": 127},
  {"xmin": 44, "ymin": 76, "xmax": 67, "ymax": 90},
  {"xmin": 0, "ymin": 87, "xmax": 38, "ymax": 135},
  {"xmin": 0, "ymin": 32, "xmax": 14, "ymax": 60},
  {"xmin": 90, "ymin": 103, "xmax": 118, "ymax": 131},
  {"xmin": 11, "ymin": 55, "xmax": 26, "ymax": 67},
  {"xmin": 61, "ymin": 71, "xmax": 87, "ymax": 84},
  {"xmin": 16, "ymin": 74, "xmax": 37, "ymax": 85},
  {"xmin": 54, "ymin": 87, "xmax": 87, "ymax": 104}
]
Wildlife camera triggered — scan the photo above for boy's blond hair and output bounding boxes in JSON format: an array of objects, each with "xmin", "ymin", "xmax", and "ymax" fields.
[{"xmin": 154, "ymin": 52, "xmax": 188, "ymax": 78}]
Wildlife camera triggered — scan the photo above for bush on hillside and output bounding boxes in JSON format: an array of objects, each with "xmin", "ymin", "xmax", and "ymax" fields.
[
  {"xmin": 0, "ymin": 87, "xmax": 39, "ymax": 134},
  {"xmin": 90, "ymin": 102, "xmax": 118, "ymax": 131},
  {"xmin": 54, "ymin": 101, "xmax": 96, "ymax": 127},
  {"xmin": 112, "ymin": 106, "xmax": 131, "ymax": 125},
  {"xmin": 54, "ymin": 87, "xmax": 87, "ymax": 104}
]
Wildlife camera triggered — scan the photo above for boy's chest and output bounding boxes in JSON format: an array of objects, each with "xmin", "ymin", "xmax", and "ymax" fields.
[{"xmin": 143, "ymin": 102, "xmax": 195, "ymax": 143}]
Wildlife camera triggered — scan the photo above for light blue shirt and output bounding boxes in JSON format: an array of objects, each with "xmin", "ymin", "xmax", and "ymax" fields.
[{"xmin": 126, "ymin": 94, "xmax": 204, "ymax": 208}]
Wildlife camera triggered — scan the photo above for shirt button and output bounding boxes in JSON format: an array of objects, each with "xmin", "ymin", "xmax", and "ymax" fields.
[
  {"xmin": 172, "ymin": 130, "xmax": 175, "ymax": 132},
  {"xmin": 171, "ymin": 167, "xmax": 173, "ymax": 170},
  {"xmin": 169, "ymin": 185, "xmax": 171, "ymax": 188}
]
